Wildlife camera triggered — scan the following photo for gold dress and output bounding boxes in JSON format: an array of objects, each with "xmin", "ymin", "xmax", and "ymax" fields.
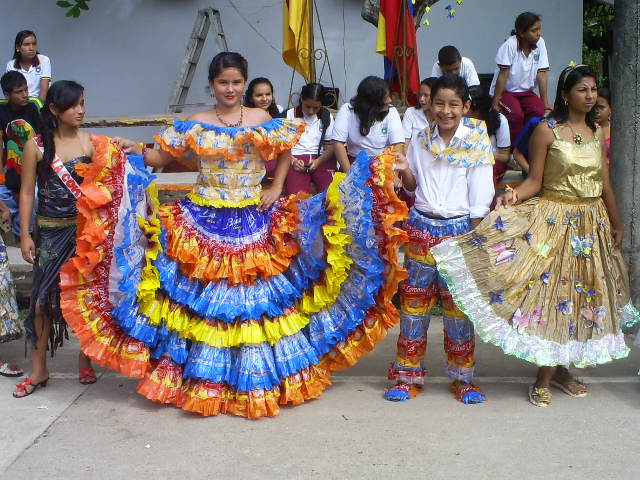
[{"xmin": 432, "ymin": 121, "xmax": 640, "ymax": 367}]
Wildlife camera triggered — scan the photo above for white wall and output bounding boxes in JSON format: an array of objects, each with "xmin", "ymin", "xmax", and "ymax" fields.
[{"xmin": 1, "ymin": 0, "xmax": 581, "ymax": 140}]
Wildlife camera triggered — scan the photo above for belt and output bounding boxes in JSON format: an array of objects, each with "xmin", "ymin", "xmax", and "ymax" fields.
[
  {"xmin": 293, "ymin": 154, "xmax": 318, "ymax": 160},
  {"xmin": 415, "ymin": 209, "xmax": 467, "ymax": 220},
  {"xmin": 540, "ymin": 191, "xmax": 601, "ymax": 205},
  {"xmin": 37, "ymin": 215, "xmax": 78, "ymax": 228}
]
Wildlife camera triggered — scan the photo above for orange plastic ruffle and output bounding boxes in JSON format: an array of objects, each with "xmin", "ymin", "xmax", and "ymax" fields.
[
  {"xmin": 154, "ymin": 119, "xmax": 305, "ymax": 164},
  {"xmin": 161, "ymin": 194, "xmax": 300, "ymax": 285},
  {"xmin": 136, "ymin": 356, "xmax": 332, "ymax": 418},
  {"xmin": 60, "ymin": 134, "xmax": 152, "ymax": 377}
]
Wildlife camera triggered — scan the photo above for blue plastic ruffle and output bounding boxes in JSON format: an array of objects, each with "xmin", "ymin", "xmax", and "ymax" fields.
[{"xmin": 174, "ymin": 117, "xmax": 286, "ymax": 135}]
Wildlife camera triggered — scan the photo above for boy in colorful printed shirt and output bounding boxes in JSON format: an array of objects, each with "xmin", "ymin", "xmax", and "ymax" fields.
[{"xmin": 0, "ymin": 71, "xmax": 41, "ymax": 234}]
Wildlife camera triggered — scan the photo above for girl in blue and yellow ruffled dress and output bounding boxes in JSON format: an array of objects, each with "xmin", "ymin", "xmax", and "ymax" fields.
[
  {"xmin": 59, "ymin": 52, "xmax": 407, "ymax": 418},
  {"xmin": 432, "ymin": 65, "xmax": 640, "ymax": 407}
]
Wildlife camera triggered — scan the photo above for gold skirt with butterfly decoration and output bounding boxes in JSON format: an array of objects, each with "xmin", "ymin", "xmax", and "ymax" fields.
[{"xmin": 431, "ymin": 193, "xmax": 640, "ymax": 368}]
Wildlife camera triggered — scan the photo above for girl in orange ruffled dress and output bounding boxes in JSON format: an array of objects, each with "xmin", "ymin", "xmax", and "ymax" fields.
[{"xmin": 60, "ymin": 52, "xmax": 407, "ymax": 418}]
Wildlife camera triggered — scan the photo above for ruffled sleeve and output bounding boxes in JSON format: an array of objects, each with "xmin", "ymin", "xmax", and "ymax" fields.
[
  {"xmin": 252, "ymin": 118, "xmax": 305, "ymax": 161},
  {"xmin": 154, "ymin": 123, "xmax": 198, "ymax": 169}
]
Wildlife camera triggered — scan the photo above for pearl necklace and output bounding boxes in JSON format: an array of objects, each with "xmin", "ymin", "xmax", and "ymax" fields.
[{"xmin": 214, "ymin": 105, "xmax": 243, "ymax": 127}]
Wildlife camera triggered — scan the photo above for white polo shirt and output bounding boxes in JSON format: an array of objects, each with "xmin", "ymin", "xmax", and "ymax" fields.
[
  {"xmin": 491, "ymin": 112, "xmax": 511, "ymax": 152},
  {"xmin": 331, "ymin": 103, "xmax": 404, "ymax": 157},
  {"xmin": 286, "ymin": 107, "xmax": 334, "ymax": 156},
  {"xmin": 402, "ymin": 106, "xmax": 429, "ymax": 140},
  {"xmin": 431, "ymin": 56, "xmax": 480, "ymax": 87},
  {"xmin": 406, "ymin": 122, "xmax": 494, "ymax": 219},
  {"xmin": 489, "ymin": 36, "xmax": 549, "ymax": 96},
  {"xmin": 5, "ymin": 54, "xmax": 51, "ymax": 98}
]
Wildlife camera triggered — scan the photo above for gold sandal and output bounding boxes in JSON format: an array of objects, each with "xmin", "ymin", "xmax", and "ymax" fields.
[
  {"xmin": 550, "ymin": 377, "xmax": 588, "ymax": 398},
  {"xmin": 528, "ymin": 385, "xmax": 552, "ymax": 407}
]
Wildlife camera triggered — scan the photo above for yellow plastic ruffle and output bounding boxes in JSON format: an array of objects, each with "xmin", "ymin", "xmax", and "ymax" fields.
[
  {"xmin": 299, "ymin": 173, "xmax": 353, "ymax": 314},
  {"xmin": 186, "ymin": 192, "xmax": 260, "ymax": 208}
]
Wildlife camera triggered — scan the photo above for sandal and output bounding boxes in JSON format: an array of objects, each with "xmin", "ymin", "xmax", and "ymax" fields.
[
  {"xmin": 528, "ymin": 385, "xmax": 552, "ymax": 407},
  {"xmin": 384, "ymin": 383, "xmax": 421, "ymax": 402},
  {"xmin": 79, "ymin": 367, "xmax": 97, "ymax": 385},
  {"xmin": 13, "ymin": 377, "xmax": 49, "ymax": 398},
  {"xmin": 450, "ymin": 380, "xmax": 486, "ymax": 404},
  {"xmin": 550, "ymin": 377, "xmax": 587, "ymax": 398},
  {"xmin": 0, "ymin": 362, "xmax": 23, "ymax": 377}
]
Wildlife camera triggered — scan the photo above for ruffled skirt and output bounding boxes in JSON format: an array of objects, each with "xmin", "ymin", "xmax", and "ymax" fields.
[
  {"xmin": 60, "ymin": 138, "xmax": 407, "ymax": 418},
  {"xmin": 0, "ymin": 237, "xmax": 20, "ymax": 343},
  {"xmin": 431, "ymin": 194, "xmax": 640, "ymax": 368}
]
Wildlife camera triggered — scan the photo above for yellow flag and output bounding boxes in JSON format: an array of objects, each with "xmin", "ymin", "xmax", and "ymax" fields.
[{"xmin": 282, "ymin": 0, "xmax": 313, "ymax": 81}]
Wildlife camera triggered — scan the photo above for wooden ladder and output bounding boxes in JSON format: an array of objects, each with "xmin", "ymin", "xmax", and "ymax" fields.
[{"xmin": 168, "ymin": 7, "xmax": 228, "ymax": 113}]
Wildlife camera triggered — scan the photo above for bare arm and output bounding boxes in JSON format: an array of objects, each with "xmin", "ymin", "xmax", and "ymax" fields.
[
  {"xmin": 497, "ymin": 122, "xmax": 553, "ymax": 207},
  {"xmin": 259, "ymin": 150, "xmax": 290, "ymax": 211},
  {"xmin": 308, "ymin": 142, "xmax": 335, "ymax": 171},
  {"xmin": 536, "ymin": 70, "xmax": 551, "ymax": 109},
  {"xmin": 333, "ymin": 142, "xmax": 351, "ymax": 172},
  {"xmin": 494, "ymin": 147, "xmax": 511, "ymax": 163},
  {"xmin": 512, "ymin": 148, "xmax": 530, "ymax": 174},
  {"xmin": 491, "ymin": 68, "xmax": 510, "ymax": 111},
  {"xmin": 38, "ymin": 78, "xmax": 50, "ymax": 102},
  {"xmin": 111, "ymin": 137, "xmax": 175, "ymax": 168},
  {"xmin": 19, "ymin": 139, "xmax": 39, "ymax": 263}
]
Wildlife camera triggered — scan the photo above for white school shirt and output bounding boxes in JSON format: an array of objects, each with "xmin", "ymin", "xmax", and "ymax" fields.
[
  {"xmin": 286, "ymin": 107, "xmax": 334, "ymax": 156},
  {"xmin": 5, "ymin": 54, "xmax": 51, "ymax": 98},
  {"xmin": 430, "ymin": 56, "xmax": 480, "ymax": 87},
  {"xmin": 489, "ymin": 36, "xmax": 549, "ymax": 96},
  {"xmin": 406, "ymin": 122, "xmax": 494, "ymax": 219},
  {"xmin": 331, "ymin": 103, "xmax": 405, "ymax": 157},
  {"xmin": 402, "ymin": 106, "xmax": 429, "ymax": 140},
  {"xmin": 491, "ymin": 112, "xmax": 511, "ymax": 152}
]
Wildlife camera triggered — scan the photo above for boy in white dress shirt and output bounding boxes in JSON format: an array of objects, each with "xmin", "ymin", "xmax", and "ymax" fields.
[{"xmin": 385, "ymin": 75, "xmax": 494, "ymax": 404}]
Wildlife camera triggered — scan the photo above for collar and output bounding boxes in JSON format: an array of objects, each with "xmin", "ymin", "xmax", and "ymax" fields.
[
  {"xmin": 419, "ymin": 118, "xmax": 494, "ymax": 168},
  {"xmin": 516, "ymin": 36, "xmax": 539, "ymax": 53},
  {"xmin": 13, "ymin": 55, "xmax": 40, "ymax": 70}
]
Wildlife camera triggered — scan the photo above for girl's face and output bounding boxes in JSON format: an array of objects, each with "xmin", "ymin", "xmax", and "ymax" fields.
[
  {"xmin": 53, "ymin": 94, "xmax": 86, "ymax": 128},
  {"xmin": 17, "ymin": 35, "xmax": 37, "ymax": 61},
  {"xmin": 380, "ymin": 90, "xmax": 392, "ymax": 112},
  {"xmin": 593, "ymin": 95, "xmax": 611, "ymax": 124},
  {"xmin": 211, "ymin": 67, "xmax": 246, "ymax": 108},
  {"xmin": 431, "ymin": 87, "xmax": 470, "ymax": 133},
  {"xmin": 301, "ymin": 98, "xmax": 322, "ymax": 117},
  {"xmin": 418, "ymin": 84, "xmax": 432, "ymax": 112},
  {"xmin": 251, "ymin": 82, "xmax": 274, "ymax": 110},
  {"xmin": 521, "ymin": 21, "xmax": 542, "ymax": 47},
  {"xmin": 564, "ymin": 76, "xmax": 597, "ymax": 115}
]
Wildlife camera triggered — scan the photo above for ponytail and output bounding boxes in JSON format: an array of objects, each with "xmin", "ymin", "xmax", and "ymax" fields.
[{"xmin": 37, "ymin": 104, "xmax": 57, "ymax": 178}]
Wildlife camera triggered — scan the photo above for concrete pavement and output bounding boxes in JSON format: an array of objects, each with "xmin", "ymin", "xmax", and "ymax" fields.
[{"xmin": 1, "ymin": 319, "xmax": 639, "ymax": 479}]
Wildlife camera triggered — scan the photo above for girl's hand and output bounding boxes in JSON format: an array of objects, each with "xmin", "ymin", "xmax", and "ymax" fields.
[
  {"xmin": 308, "ymin": 157, "xmax": 321, "ymax": 172},
  {"xmin": 494, "ymin": 189, "xmax": 517, "ymax": 209},
  {"xmin": 112, "ymin": 137, "xmax": 142, "ymax": 154},
  {"xmin": 612, "ymin": 227, "xmax": 624, "ymax": 248},
  {"xmin": 392, "ymin": 152, "xmax": 410, "ymax": 173},
  {"xmin": 258, "ymin": 185, "xmax": 282, "ymax": 211},
  {"xmin": 292, "ymin": 159, "xmax": 306, "ymax": 172},
  {"xmin": 20, "ymin": 236, "xmax": 36, "ymax": 264}
]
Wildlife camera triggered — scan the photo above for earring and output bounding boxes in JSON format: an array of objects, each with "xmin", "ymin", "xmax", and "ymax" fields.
[
  {"xmin": 52, "ymin": 116, "xmax": 58, "ymax": 128},
  {"xmin": 563, "ymin": 99, "xmax": 568, "ymax": 107}
]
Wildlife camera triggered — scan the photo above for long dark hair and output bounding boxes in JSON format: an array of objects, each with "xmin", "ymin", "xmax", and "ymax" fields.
[
  {"xmin": 511, "ymin": 12, "xmax": 541, "ymax": 36},
  {"xmin": 549, "ymin": 65, "xmax": 598, "ymax": 132},
  {"xmin": 244, "ymin": 77, "xmax": 281, "ymax": 118},
  {"xmin": 295, "ymin": 82, "xmax": 331, "ymax": 155},
  {"xmin": 468, "ymin": 85, "xmax": 501, "ymax": 137},
  {"xmin": 38, "ymin": 80, "xmax": 84, "ymax": 177},
  {"xmin": 351, "ymin": 76, "xmax": 389, "ymax": 136},
  {"xmin": 13, "ymin": 30, "xmax": 38, "ymax": 61}
]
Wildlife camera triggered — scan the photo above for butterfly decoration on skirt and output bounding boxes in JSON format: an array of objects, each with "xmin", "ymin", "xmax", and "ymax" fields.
[
  {"xmin": 492, "ymin": 216, "xmax": 509, "ymax": 232},
  {"xmin": 556, "ymin": 299, "xmax": 574, "ymax": 315},
  {"xmin": 581, "ymin": 306, "xmax": 606, "ymax": 330},
  {"xmin": 571, "ymin": 235, "xmax": 595, "ymax": 258},
  {"xmin": 488, "ymin": 289, "xmax": 505, "ymax": 304},
  {"xmin": 491, "ymin": 239, "xmax": 516, "ymax": 265},
  {"xmin": 467, "ymin": 232, "xmax": 487, "ymax": 250},
  {"xmin": 563, "ymin": 212, "xmax": 581, "ymax": 229}
]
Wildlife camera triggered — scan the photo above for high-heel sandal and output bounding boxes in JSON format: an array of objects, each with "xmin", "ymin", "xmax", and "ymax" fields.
[
  {"xmin": 13, "ymin": 377, "xmax": 49, "ymax": 398},
  {"xmin": 79, "ymin": 367, "xmax": 97, "ymax": 385}
]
